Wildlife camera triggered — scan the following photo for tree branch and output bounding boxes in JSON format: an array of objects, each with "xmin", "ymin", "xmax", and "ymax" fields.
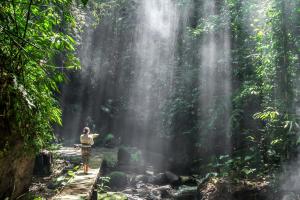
[
  {"xmin": 0, "ymin": 25, "xmax": 40, "ymax": 50},
  {"xmin": 12, "ymin": 0, "xmax": 19, "ymax": 34},
  {"xmin": 23, "ymin": 0, "xmax": 33, "ymax": 39}
]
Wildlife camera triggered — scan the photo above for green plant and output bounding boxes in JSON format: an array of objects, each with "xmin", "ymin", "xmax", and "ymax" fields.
[
  {"xmin": 98, "ymin": 176, "xmax": 111, "ymax": 193},
  {"xmin": 98, "ymin": 192, "xmax": 128, "ymax": 200},
  {"xmin": 130, "ymin": 151, "xmax": 141, "ymax": 162},
  {"xmin": 33, "ymin": 197, "xmax": 44, "ymax": 200},
  {"xmin": 0, "ymin": 0, "xmax": 82, "ymax": 154}
]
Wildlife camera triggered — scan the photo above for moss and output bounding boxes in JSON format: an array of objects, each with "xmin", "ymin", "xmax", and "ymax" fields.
[
  {"xmin": 108, "ymin": 171, "xmax": 128, "ymax": 188},
  {"xmin": 103, "ymin": 150, "xmax": 118, "ymax": 168},
  {"xmin": 98, "ymin": 192, "xmax": 128, "ymax": 200},
  {"xmin": 104, "ymin": 134, "xmax": 115, "ymax": 143}
]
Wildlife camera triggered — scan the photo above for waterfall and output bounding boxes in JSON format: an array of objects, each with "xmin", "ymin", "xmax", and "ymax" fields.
[
  {"xmin": 123, "ymin": 0, "xmax": 179, "ymax": 151},
  {"xmin": 58, "ymin": 1, "xmax": 180, "ymax": 149},
  {"xmin": 58, "ymin": 7, "xmax": 95, "ymax": 144},
  {"xmin": 199, "ymin": 0, "xmax": 232, "ymax": 154}
]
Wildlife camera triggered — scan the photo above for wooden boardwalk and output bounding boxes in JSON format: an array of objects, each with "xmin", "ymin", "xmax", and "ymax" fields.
[{"xmin": 52, "ymin": 147, "xmax": 103, "ymax": 200}]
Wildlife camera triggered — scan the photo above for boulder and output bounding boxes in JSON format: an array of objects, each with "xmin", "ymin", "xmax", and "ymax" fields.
[
  {"xmin": 133, "ymin": 174, "xmax": 148, "ymax": 184},
  {"xmin": 118, "ymin": 147, "xmax": 131, "ymax": 165},
  {"xmin": 117, "ymin": 147, "xmax": 145, "ymax": 173},
  {"xmin": 33, "ymin": 150, "xmax": 53, "ymax": 176},
  {"xmin": 108, "ymin": 171, "xmax": 128, "ymax": 189},
  {"xmin": 104, "ymin": 134, "xmax": 120, "ymax": 148},
  {"xmin": 180, "ymin": 176, "xmax": 198, "ymax": 186},
  {"xmin": 165, "ymin": 171, "xmax": 180, "ymax": 186},
  {"xmin": 148, "ymin": 171, "xmax": 180, "ymax": 186},
  {"xmin": 148, "ymin": 173, "xmax": 168, "ymax": 185},
  {"xmin": 173, "ymin": 185, "xmax": 198, "ymax": 200},
  {"xmin": 155, "ymin": 185, "xmax": 174, "ymax": 198}
]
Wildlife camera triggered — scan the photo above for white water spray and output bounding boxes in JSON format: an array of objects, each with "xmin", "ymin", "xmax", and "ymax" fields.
[
  {"xmin": 199, "ymin": 0, "xmax": 232, "ymax": 153},
  {"xmin": 124, "ymin": 0, "xmax": 179, "ymax": 151}
]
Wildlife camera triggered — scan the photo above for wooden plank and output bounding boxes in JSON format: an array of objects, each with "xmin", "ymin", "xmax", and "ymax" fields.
[{"xmin": 52, "ymin": 147, "xmax": 102, "ymax": 200}]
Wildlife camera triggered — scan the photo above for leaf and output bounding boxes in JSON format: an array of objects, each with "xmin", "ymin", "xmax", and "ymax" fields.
[
  {"xmin": 244, "ymin": 156, "xmax": 252, "ymax": 161},
  {"xmin": 241, "ymin": 168, "xmax": 256, "ymax": 175},
  {"xmin": 81, "ymin": 0, "xmax": 89, "ymax": 6},
  {"xmin": 271, "ymin": 139, "xmax": 282, "ymax": 145},
  {"xmin": 225, "ymin": 159, "xmax": 234, "ymax": 165},
  {"xmin": 219, "ymin": 155, "xmax": 229, "ymax": 160},
  {"xmin": 56, "ymin": 176, "xmax": 65, "ymax": 182},
  {"xmin": 67, "ymin": 170, "xmax": 75, "ymax": 177},
  {"xmin": 296, "ymin": 137, "xmax": 300, "ymax": 145},
  {"xmin": 246, "ymin": 136, "xmax": 255, "ymax": 142}
]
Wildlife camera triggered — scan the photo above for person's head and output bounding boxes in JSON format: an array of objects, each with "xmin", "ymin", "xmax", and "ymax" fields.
[{"xmin": 83, "ymin": 127, "xmax": 90, "ymax": 135}]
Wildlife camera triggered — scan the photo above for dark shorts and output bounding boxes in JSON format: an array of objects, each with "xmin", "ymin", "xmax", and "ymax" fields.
[{"xmin": 81, "ymin": 146, "xmax": 91, "ymax": 165}]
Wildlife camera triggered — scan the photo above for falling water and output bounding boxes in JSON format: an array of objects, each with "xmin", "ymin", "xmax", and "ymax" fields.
[
  {"xmin": 279, "ymin": 0, "xmax": 300, "ymax": 198},
  {"xmin": 58, "ymin": 0, "xmax": 180, "ymax": 151},
  {"xmin": 199, "ymin": 0, "xmax": 231, "ymax": 154},
  {"xmin": 123, "ymin": 0, "xmax": 179, "ymax": 153},
  {"xmin": 58, "ymin": 7, "xmax": 95, "ymax": 144}
]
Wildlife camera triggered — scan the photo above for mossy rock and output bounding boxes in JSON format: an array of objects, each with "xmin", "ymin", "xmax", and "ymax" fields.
[
  {"xmin": 117, "ymin": 147, "xmax": 131, "ymax": 164},
  {"xmin": 104, "ymin": 133, "xmax": 115, "ymax": 143},
  {"xmin": 98, "ymin": 192, "xmax": 128, "ymax": 200},
  {"xmin": 102, "ymin": 151, "xmax": 118, "ymax": 169},
  {"xmin": 118, "ymin": 146, "xmax": 142, "ymax": 165},
  {"xmin": 108, "ymin": 171, "xmax": 128, "ymax": 188}
]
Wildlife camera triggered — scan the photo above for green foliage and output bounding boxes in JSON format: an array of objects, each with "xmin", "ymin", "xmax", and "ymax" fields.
[
  {"xmin": 98, "ymin": 176, "xmax": 111, "ymax": 193},
  {"xmin": 50, "ymin": 164, "xmax": 80, "ymax": 190},
  {"xmin": 130, "ymin": 151, "xmax": 141, "ymax": 162},
  {"xmin": 67, "ymin": 170, "xmax": 76, "ymax": 177},
  {"xmin": 0, "ymin": 0, "xmax": 296, "ymax": 185},
  {"xmin": 33, "ymin": 197, "xmax": 44, "ymax": 200},
  {"xmin": 156, "ymin": 0, "xmax": 300, "ymax": 178},
  {"xmin": 0, "ymin": 0, "xmax": 80, "ymax": 153},
  {"xmin": 227, "ymin": 0, "xmax": 300, "ymax": 177}
]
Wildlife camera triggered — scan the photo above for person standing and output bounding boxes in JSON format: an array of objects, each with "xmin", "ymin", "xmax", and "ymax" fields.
[{"xmin": 80, "ymin": 127, "xmax": 98, "ymax": 174}]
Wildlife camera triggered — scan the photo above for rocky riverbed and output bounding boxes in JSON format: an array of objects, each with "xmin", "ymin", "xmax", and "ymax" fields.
[
  {"xmin": 99, "ymin": 170, "xmax": 199, "ymax": 200},
  {"xmin": 99, "ymin": 167, "xmax": 276, "ymax": 200},
  {"xmin": 98, "ymin": 147, "xmax": 276, "ymax": 200}
]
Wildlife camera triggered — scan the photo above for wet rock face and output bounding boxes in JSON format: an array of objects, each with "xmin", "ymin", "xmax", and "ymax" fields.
[{"xmin": 0, "ymin": 142, "xmax": 35, "ymax": 199}]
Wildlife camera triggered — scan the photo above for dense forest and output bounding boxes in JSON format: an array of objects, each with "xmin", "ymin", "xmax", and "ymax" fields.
[{"xmin": 0, "ymin": 0, "xmax": 299, "ymax": 199}]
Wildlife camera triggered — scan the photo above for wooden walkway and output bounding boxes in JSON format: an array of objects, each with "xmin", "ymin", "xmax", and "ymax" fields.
[{"xmin": 52, "ymin": 147, "xmax": 103, "ymax": 200}]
